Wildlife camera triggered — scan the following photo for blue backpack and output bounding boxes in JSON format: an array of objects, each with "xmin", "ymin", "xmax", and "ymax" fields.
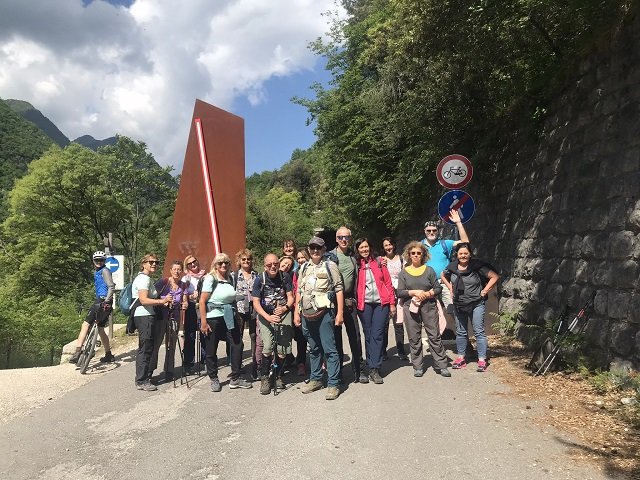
[{"xmin": 118, "ymin": 281, "xmax": 135, "ymax": 315}]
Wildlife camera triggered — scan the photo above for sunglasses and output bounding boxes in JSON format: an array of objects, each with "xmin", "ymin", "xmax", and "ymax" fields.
[
  {"xmin": 336, "ymin": 235, "xmax": 351, "ymax": 241},
  {"xmin": 216, "ymin": 261, "xmax": 230, "ymax": 266},
  {"xmin": 265, "ymin": 262, "xmax": 279, "ymax": 268},
  {"xmin": 409, "ymin": 251, "xmax": 423, "ymax": 256},
  {"xmin": 309, "ymin": 246, "xmax": 323, "ymax": 251},
  {"xmin": 425, "ymin": 229, "xmax": 438, "ymax": 233},
  {"xmin": 241, "ymin": 257, "xmax": 252, "ymax": 262},
  {"xmin": 146, "ymin": 260, "xmax": 160, "ymax": 265},
  {"xmin": 187, "ymin": 260, "xmax": 198, "ymax": 267}
]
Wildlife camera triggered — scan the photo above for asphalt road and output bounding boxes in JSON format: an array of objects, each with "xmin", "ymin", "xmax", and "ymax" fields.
[{"xmin": 0, "ymin": 331, "xmax": 612, "ymax": 480}]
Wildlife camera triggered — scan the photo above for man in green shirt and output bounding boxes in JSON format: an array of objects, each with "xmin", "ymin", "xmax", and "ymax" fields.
[{"xmin": 330, "ymin": 227, "xmax": 368, "ymax": 384}]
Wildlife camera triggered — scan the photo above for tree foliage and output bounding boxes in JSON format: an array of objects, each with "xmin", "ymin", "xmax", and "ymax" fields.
[
  {"xmin": 299, "ymin": 0, "xmax": 634, "ymax": 232},
  {"xmin": 0, "ymin": 136, "xmax": 176, "ymax": 367}
]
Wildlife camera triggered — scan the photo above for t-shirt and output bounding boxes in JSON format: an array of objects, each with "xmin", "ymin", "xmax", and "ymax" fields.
[
  {"xmin": 336, "ymin": 249, "xmax": 356, "ymax": 293},
  {"xmin": 384, "ymin": 255, "xmax": 403, "ymax": 289},
  {"xmin": 251, "ymin": 272, "xmax": 292, "ymax": 316},
  {"xmin": 132, "ymin": 273, "xmax": 158, "ymax": 317},
  {"xmin": 234, "ymin": 270, "xmax": 257, "ymax": 314},
  {"xmin": 446, "ymin": 266, "xmax": 492, "ymax": 305},
  {"xmin": 422, "ymin": 239, "xmax": 455, "ymax": 278},
  {"xmin": 201, "ymin": 274, "xmax": 236, "ymax": 318}
]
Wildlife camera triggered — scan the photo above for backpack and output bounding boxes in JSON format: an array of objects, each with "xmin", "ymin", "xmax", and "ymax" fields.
[
  {"xmin": 440, "ymin": 240, "xmax": 456, "ymax": 262},
  {"xmin": 118, "ymin": 281, "xmax": 135, "ymax": 315}
]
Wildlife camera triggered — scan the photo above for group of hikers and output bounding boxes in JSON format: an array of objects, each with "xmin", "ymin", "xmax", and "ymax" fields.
[{"xmin": 70, "ymin": 209, "xmax": 500, "ymax": 400}]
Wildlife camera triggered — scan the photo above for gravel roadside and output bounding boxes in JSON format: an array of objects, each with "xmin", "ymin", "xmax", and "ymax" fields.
[{"xmin": 0, "ymin": 334, "xmax": 139, "ymax": 425}]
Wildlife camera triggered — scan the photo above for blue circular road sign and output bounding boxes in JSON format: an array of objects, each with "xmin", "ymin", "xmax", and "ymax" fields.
[
  {"xmin": 438, "ymin": 190, "xmax": 475, "ymax": 224},
  {"xmin": 105, "ymin": 256, "xmax": 120, "ymax": 273}
]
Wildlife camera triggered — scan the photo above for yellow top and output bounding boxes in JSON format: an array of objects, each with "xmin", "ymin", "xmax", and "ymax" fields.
[{"xmin": 405, "ymin": 265, "xmax": 427, "ymax": 276}]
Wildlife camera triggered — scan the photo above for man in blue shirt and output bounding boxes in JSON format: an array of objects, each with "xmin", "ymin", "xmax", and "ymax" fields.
[
  {"xmin": 69, "ymin": 251, "xmax": 115, "ymax": 364},
  {"xmin": 421, "ymin": 209, "xmax": 469, "ymax": 313}
]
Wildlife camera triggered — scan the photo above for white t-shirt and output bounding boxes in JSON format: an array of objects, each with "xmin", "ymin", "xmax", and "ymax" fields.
[{"xmin": 132, "ymin": 273, "xmax": 158, "ymax": 317}]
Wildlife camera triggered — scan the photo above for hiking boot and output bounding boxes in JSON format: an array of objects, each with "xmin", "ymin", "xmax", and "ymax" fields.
[
  {"xmin": 210, "ymin": 378, "xmax": 222, "ymax": 392},
  {"xmin": 69, "ymin": 349, "xmax": 81, "ymax": 364},
  {"xmin": 369, "ymin": 368, "xmax": 384, "ymax": 384},
  {"xmin": 438, "ymin": 367, "xmax": 452, "ymax": 377},
  {"xmin": 136, "ymin": 380, "xmax": 157, "ymax": 392},
  {"xmin": 229, "ymin": 378, "xmax": 253, "ymax": 389},
  {"xmin": 477, "ymin": 360, "xmax": 488, "ymax": 372},
  {"xmin": 275, "ymin": 377, "xmax": 285, "ymax": 390},
  {"xmin": 413, "ymin": 368, "xmax": 424, "ymax": 377},
  {"xmin": 99, "ymin": 352, "xmax": 115, "ymax": 363},
  {"xmin": 301, "ymin": 380, "xmax": 323, "ymax": 394},
  {"xmin": 260, "ymin": 376, "xmax": 271, "ymax": 395},
  {"xmin": 452, "ymin": 357, "xmax": 467, "ymax": 369},
  {"xmin": 325, "ymin": 386, "xmax": 340, "ymax": 400},
  {"xmin": 357, "ymin": 372, "xmax": 369, "ymax": 384}
]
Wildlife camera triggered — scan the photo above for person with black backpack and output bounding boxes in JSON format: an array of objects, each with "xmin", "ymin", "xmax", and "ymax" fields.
[
  {"xmin": 421, "ymin": 209, "xmax": 470, "ymax": 318},
  {"xmin": 441, "ymin": 242, "xmax": 500, "ymax": 372},
  {"xmin": 199, "ymin": 253, "xmax": 252, "ymax": 392},
  {"xmin": 295, "ymin": 236, "xmax": 344, "ymax": 400},
  {"xmin": 252, "ymin": 253, "xmax": 294, "ymax": 395}
]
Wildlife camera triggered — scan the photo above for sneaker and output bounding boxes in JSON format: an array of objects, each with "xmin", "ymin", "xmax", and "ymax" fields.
[
  {"xmin": 136, "ymin": 380, "xmax": 157, "ymax": 391},
  {"xmin": 398, "ymin": 353, "xmax": 409, "ymax": 361},
  {"xmin": 210, "ymin": 378, "xmax": 222, "ymax": 392},
  {"xmin": 477, "ymin": 360, "xmax": 488, "ymax": 372},
  {"xmin": 325, "ymin": 386, "xmax": 340, "ymax": 400},
  {"xmin": 301, "ymin": 380, "xmax": 323, "ymax": 394},
  {"xmin": 275, "ymin": 377, "xmax": 285, "ymax": 390},
  {"xmin": 358, "ymin": 372, "xmax": 370, "ymax": 384},
  {"xmin": 69, "ymin": 350, "xmax": 81, "ymax": 364},
  {"xmin": 297, "ymin": 364, "xmax": 306, "ymax": 376},
  {"xmin": 184, "ymin": 365, "xmax": 196, "ymax": 376},
  {"xmin": 99, "ymin": 352, "xmax": 115, "ymax": 363},
  {"xmin": 260, "ymin": 376, "xmax": 271, "ymax": 395},
  {"xmin": 413, "ymin": 368, "xmax": 424, "ymax": 377},
  {"xmin": 369, "ymin": 368, "xmax": 384, "ymax": 384},
  {"xmin": 438, "ymin": 367, "xmax": 452, "ymax": 377},
  {"xmin": 229, "ymin": 378, "xmax": 253, "ymax": 389},
  {"xmin": 452, "ymin": 357, "xmax": 467, "ymax": 369}
]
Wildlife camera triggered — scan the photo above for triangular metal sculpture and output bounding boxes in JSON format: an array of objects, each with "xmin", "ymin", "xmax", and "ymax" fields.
[{"xmin": 164, "ymin": 99, "xmax": 245, "ymax": 273}]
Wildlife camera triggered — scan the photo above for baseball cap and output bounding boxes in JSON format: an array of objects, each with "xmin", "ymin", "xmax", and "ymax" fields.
[{"xmin": 308, "ymin": 236, "xmax": 325, "ymax": 247}]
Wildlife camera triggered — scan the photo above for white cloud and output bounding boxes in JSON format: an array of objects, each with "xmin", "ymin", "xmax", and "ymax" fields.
[{"xmin": 0, "ymin": 0, "xmax": 344, "ymax": 169}]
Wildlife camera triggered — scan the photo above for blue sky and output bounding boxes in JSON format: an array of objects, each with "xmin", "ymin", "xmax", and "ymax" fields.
[{"xmin": 0, "ymin": 0, "xmax": 342, "ymax": 176}]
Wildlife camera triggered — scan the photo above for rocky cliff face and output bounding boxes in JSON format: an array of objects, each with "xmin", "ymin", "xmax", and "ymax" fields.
[{"xmin": 468, "ymin": 13, "xmax": 640, "ymax": 368}]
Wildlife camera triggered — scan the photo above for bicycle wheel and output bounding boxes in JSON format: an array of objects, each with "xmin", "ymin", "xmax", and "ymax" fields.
[{"xmin": 79, "ymin": 325, "xmax": 99, "ymax": 374}]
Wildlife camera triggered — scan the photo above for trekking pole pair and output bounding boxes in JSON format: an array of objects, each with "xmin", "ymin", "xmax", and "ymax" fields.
[{"xmin": 533, "ymin": 291, "xmax": 597, "ymax": 376}]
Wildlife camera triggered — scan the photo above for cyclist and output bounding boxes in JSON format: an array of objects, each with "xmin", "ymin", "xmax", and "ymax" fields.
[{"xmin": 69, "ymin": 251, "xmax": 116, "ymax": 364}]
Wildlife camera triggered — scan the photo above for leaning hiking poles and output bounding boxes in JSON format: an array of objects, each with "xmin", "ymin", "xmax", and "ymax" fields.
[{"xmin": 530, "ymin": 291, "xmax": 597, "ymax": 376}]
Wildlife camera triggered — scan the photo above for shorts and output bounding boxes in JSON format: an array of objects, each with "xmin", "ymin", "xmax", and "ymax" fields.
[
  {"xmin": 86, "ymin": 298, "xmax": 110, "ymax": 327},
  {"xmin": 259, "ymin": 312, "xmax": 293, "ymax": 356}
]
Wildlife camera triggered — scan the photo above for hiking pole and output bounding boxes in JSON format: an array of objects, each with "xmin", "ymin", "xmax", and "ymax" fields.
[
  {"xmin": 535, "ymin": 291, "xmax": 596, "ymax": 376},
  {"xmin": 169, "ymin": 310, "xmax": 190, "ymax": 389}
]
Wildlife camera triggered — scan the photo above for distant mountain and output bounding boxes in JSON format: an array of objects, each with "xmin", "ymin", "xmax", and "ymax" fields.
[
  {"xmin": 4, "ymin": 99, "xmax": 70, "ymax": 148},
  {"xmin": 72, "ymin": 135, "xmax": 117, "ymax": 150}
]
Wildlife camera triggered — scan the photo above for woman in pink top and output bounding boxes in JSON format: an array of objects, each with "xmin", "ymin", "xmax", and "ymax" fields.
[
  {"xmin": 380, "ymin": 237, "xmax": 408, "ymax": 361},
  {"xmin": 354, "ymin": 238, "xmax": 396, "ymax": 384}
]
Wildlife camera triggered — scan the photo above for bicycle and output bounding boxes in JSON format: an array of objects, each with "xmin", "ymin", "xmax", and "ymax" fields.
[
  {"xmin": 77, "ymin": 321, "xmax": 99, "ymax": 375},
  {"xmin": 443, "ymin": 166, "xmax": 467, "ymax": 179}
]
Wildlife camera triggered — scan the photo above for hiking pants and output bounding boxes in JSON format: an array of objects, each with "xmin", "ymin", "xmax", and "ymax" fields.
[
  {"xmin": 403, "ymin": 300, "xmax": 448, "ymax": 371},
  {"xmin": 334, "ymin": 300, "xmax": 364, "ymax": 375},
  {"xmin": 202, "ymin": 315, "xmax": 243, "ymax": 380},
  {"xmin": 134, "ymin": 315, "xmax": 155, "ymax": 384},
  {"xmin": 303, "ymin": 311, "xmax": 341, "ymax": 387},
  {"xmin": 358, "ymin": 303, "xmax": 389, "ymax": 370}
]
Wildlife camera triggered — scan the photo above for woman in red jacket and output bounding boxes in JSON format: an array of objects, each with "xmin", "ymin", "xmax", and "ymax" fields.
[{"xmin": 354, "ymin": 238, "xmax": 396, "ymax": 384}]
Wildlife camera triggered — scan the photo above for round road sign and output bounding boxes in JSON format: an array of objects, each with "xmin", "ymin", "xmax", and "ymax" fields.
[
  {"xmin": 436, "ymin": 154, "xmax": 473, "ymax": 189},
  {"xmin": 438, "ymin": 190, "xmax": 475, "ymax": 224}
]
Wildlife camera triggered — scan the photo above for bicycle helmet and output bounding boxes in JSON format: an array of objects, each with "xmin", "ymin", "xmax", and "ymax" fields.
[{"xmin": 92, "ymin": 250, "xmax": 107, "ymax": 260}]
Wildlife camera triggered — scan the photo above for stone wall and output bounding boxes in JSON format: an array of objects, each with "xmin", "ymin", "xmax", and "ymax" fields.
[{"xmin": 466, "ymin": 12, "xmax": 640, "ymax": 368}]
